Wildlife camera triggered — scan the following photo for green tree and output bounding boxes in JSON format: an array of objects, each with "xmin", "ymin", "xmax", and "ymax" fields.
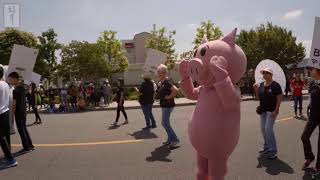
[
  {"xmin": 36, "ymin": 28, "xmax": 61, "ymax": 83},
  {"xmin": 97, "ymin": 30, "xmax": 128, "ymax": 77},
  {"xmin": 193, "ymin": 20, "xmax": 223, "ymax": 49},
  {"xmin": 146, "ymin": 24, "xmax": 177, "ymax": 69},
  {"xmin": 0, "ymin": 28, "xmax": 37, "ymax": 65},
  {"xmin": 58, "ymin": 41, "xmax": 111, "ymax": 81},
  {"xmin": 237, "ymin": 22, "xmax": 306, "ymax": 71}
]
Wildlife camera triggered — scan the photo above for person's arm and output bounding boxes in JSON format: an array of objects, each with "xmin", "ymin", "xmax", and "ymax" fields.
[
  {"xmin": 253, "ymin": 83, "xmax": 260, "ymax": 99},
  {"xmin": 272, "ymin": 84, "xmax": 282, "ymax": 118},
  {"xmin": 118, "ymin": 92, "xmax": 124, "ymax": 106},
  {"xmin": 12, "ymin": 100, "xmax": 16, "ymax": 115},
  {"xmin": 165, "ymin": 85, "xmax": 178, "ymax": 100},
  {"xmin": 12, "ymin": 89, "xmax": 17, "ymax": 115},
  {"xmin": 272, "ymin": 94, "xmax": 282, "ymax": 118}
]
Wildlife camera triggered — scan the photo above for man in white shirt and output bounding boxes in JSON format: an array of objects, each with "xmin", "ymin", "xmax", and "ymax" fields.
[{"xmin": 0, "ymin": 66, "xmax": 18, "ymax": 168}]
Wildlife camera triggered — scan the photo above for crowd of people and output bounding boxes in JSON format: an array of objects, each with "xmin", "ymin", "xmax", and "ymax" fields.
[{"xmin": 30, "ymin": 81, "xmax": 113, "ymax": 113}]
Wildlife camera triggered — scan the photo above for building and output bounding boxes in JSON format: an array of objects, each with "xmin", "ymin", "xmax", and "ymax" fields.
[{"xmin": 114, "ymin": 32, "xmax": 180, "ymax": 86}]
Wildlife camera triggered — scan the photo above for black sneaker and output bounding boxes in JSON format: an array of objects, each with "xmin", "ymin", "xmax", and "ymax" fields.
[
  {"xmin": 169, "ymin": 140, "xmax": 180, "ymax": 148},
  {"xmin": 259, "ymin": 149, "xmax": 269, "ymax": 154},
  {"xmin": 163, "ymin": 141, "xmax": 170, "ymax": 145},
  {"xmin": 267, "ymin": 154, "xmax": 278, "ymax": 160},
  {"xmin": 142, "ymin": 127, "xmax": 151, "ymax": 130},
  {"xmin": 123, "ymin": 120, "xmax": 129, "ymax": 124},
  {"xmin": 151, "ymin": 125, "xmax": 157, "ymax": 129},
  {"xmin": 3, "ymin": 160, "xmax": 18, "ymax": 168}
]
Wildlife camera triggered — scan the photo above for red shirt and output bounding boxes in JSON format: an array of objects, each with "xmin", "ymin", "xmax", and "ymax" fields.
[{"xmin": 290, "ymin": 80, "xmax": 304, "ymax": 97}]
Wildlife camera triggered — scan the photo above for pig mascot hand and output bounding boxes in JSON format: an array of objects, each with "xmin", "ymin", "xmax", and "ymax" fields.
[{"xmin": 179, "ymin": 28, "xmax": 247, "ymax": 180}]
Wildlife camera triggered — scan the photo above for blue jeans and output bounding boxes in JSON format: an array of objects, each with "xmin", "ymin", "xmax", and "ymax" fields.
[
  {"xmin": 260, "ymin": 112, "xmax": 277, "ymax": 155},
  {"xmin": 293, "ymin": 96, "xmax": 303, "ymax": 114},
  {"xmin": 161, "ymin": 108, "xmax": 178, "ymax": 142},
  {"xmin": 141, "ymin": 104, "xmax": 156, "ymax": 127}
]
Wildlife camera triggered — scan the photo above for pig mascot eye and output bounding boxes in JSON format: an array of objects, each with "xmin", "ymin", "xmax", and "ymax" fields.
[{"xmin": 200, "ymin": 47, "xmax": 206, "ymax": 56}]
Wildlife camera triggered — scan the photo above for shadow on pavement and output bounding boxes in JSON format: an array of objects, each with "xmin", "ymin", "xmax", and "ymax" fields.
[
  {"xmin": 257, "ymin": 156, "xmax": 294, "ymax": 175},
  {"xmin": 146, "ymin": 145, "xmax": 173, "ymax": 162},
  {"xmin": 26, "ymin": 123, "xmax": 39, "ymax": 127},
  {"xmin": 302, "ymin": 168, "xmax": 317, "ymax": 180},
  {"xmin": 128, "ymin": 129, "xmax": 158, "ymax": 140}
]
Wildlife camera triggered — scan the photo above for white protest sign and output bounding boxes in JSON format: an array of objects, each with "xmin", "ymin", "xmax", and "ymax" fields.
[
  {"xmin": 308, "ymin": 17, "xmax": 320, "ymax": 69},
  {"xmin": 143, "ymin": 49, "xmax": 167, "ymax": 74},
  {"xmin": 26, "ymin": 73, "xmax": 41, "ymax": 87},
  {"xmin": 7, "ymin": 44, "xmax": 38, "ymax": 82}
]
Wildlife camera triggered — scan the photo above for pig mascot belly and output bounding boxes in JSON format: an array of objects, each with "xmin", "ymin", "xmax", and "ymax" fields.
[
  {"xmin": 179, "ymin": 28, "xmax": 247, "ymax": 180},
  {"xmin": 189, "ymin": 87, "xmax": 240, "ymax": 160}
]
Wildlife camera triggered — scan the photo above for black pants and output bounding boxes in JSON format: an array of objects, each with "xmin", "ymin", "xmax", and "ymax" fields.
[
  {"xmin": 301, "ymin": 118, "xmax": 320, "ymax": 167},
  {"xmin": 32, "ymin": 105, "xmax": 42, "ymax": 123},
  {"xmin": 0, "ymin": 111, "xmax": 14, "ymax": 161},
  {"xmin": 115, "ymin": 104, "xmax": 127, "ymax": 122},
  {"xmin": 16, "ymin": 114, "xmax": 34, "ymax": 149}
]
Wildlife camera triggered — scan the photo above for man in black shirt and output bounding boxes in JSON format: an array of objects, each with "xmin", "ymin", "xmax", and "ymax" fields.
[
  {"xmin": 301, "ymin": 67, "xmax": 320, "ymax": 170},
  {"xmin": 8, "ymin": 72, "xmax": 34, "ymax": 153},
  {"xmin": 254, "ymin": 68, "xmax": 282, "ymax": 159}
]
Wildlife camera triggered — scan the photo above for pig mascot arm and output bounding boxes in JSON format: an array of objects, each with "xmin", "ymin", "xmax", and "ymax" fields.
[
  {"xmin": 210, "ymin": 56, "xmax": 241, "ymax": 110},
  {"xmin": 179, "ymin": 60, "xmax": 199, "ymax": 100}
]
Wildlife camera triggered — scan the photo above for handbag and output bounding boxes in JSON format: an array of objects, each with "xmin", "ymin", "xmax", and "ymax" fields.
[{"xmin": 256, "ymin": 106, "xmax": 263, "ymax": 115}]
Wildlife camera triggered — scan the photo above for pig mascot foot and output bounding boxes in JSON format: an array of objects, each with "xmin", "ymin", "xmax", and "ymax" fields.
[{"xmin": 179, "ymin": 28, "xmax": 247, "ymax": 180}]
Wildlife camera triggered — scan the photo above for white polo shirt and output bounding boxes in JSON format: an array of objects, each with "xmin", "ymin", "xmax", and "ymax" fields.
[{"xmin": 0, "ymin": 80, "xmax": 10, "ymax": 115}]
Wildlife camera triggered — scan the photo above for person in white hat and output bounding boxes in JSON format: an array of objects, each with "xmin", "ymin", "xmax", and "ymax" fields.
[
  {"xmin": 301, "ymin": 66, "xmax": 320, "ymax": 171},
  {"xmin": 254, "ymin": 67, "xmax": 282, "ymax": 159}
]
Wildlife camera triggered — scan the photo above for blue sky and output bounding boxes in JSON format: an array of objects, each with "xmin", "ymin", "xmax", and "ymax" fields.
[{"xmin": 0, "ymin": 0, "xmax": 319, "ymax": 57}]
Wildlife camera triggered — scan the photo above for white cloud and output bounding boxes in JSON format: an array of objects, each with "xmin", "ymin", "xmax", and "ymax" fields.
[{"xmin": 282, "ymin": 10, "xmax": 303, "ymax": 20}]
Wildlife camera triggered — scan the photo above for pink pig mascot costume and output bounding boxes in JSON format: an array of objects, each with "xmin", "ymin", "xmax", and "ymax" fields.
[{"xmin": 179, "ymin": 28, "xmax": 247, "ymax": 180}]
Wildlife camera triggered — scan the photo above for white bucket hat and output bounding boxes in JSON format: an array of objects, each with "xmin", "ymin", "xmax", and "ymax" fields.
[{"xmin": 260, "ymin": 68, "xmax": 273, "ymax": 75}]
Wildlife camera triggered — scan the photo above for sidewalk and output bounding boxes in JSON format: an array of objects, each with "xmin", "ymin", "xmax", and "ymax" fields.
[
  {"xmin": 32, "ymin": 90, "xmax": 310, "ymax": 113},
  {"xmin": 32, "ymin": 95, "xmax": 255, "ymax": 114}
]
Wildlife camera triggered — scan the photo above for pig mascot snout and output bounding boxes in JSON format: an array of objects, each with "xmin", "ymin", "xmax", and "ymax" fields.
[{"xmin": 179, "ymin": 28, "xmax": 247, "ymax": 180}]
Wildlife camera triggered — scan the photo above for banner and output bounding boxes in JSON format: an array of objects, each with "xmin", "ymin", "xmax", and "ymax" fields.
[
  {"xmin": 143, "ymin": 49, "xmax": 167, "ymax": 74},
  {"xmin": 7, "ymin": 44, "xmax": 38, "ymax": 82},
  {"xmin": 308, "ymin": 17, "xmax": 320, "ymax": 69}
]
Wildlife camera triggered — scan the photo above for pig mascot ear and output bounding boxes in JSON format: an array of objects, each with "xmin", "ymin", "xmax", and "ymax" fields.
[
  {"xmin": 201, "ymin": 34, "xmax": 208, "ymax": 44},
  {"xmin": 221, "ymin": 28, "xmax": 237, "ymax": 46}
]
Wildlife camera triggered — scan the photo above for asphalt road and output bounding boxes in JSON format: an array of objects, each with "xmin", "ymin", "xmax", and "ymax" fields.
[{"xmin": 0, "ymin": 98, "xmax": 318, "ymax": 180}]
